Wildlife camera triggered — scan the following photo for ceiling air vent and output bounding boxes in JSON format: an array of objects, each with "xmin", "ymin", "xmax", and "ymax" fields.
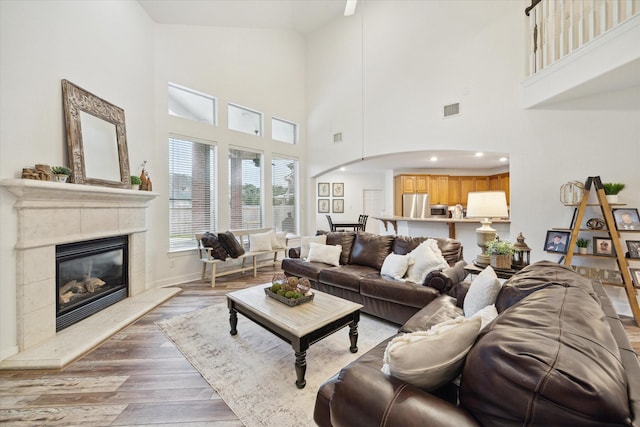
[
  {"xmin": 333, "ymin": 132, "xmax": 343, "ymax": 143},
  {"xmin": 443, "ymin": 102, "xmax": 460, "ymax": 118}
]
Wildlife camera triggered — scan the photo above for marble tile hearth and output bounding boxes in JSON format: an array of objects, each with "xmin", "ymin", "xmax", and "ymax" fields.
[{"xmin": 0, "ymin": 179, "xmax": 177, "ymax": 369}]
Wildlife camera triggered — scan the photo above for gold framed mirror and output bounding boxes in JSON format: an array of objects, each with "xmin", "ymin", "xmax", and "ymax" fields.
[{"xmin": 62, "ymin": 79, "xmax": 130, "ymax": 188}]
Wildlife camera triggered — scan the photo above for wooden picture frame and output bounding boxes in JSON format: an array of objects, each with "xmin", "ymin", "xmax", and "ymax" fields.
[
  {"xmin": 630, "ymin": 268, "xmax": 640, "ymax": 288},
  {"xmin": 61, "ymin": 79, "xmax": 130, "ymax": 188},
  {"xmin": 332, "ymin": 182, "xmax": 344, "ymax": 197},
  {"xmin": 544, "ymin": 230, "xmax": 570, "ymax": 254},
  {"xmin": 318, "ymin": 199, "xmax": 330, "ymax": 213},
  {"xmin": 318, "ymin": 182, "xmax": 330, "ymax": 197},
  {"xmin": 332, "ymin": 199, "xmax": 344, "ymax": 213},
  {"xmin": 613, "ymin": 208, "xmax": 640, "ymax": 231},
  {"xmin": 594, "ymin": 237, "xmax": 616, "ymax": 256},
  {"xmin": 626, "ymin": 240, "xmax": 640, "ymax": 259}
]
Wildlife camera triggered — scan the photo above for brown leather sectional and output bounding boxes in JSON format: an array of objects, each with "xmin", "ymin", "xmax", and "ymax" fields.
[
  {"xmin": 314, "ymin": 261, "xmax": 640, "ymax": 426},
  {"xmin": 282, "ymin": 231, "xmax": 468, "ymax": 324}
]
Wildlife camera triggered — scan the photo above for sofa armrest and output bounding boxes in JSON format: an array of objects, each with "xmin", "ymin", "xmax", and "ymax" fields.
[
  {"xmin": 424, "ymin": 260, "xmax": 468, "ymax": 293},
  {"xmin": 325, "ymin": 364, "xmax": 480, "ymax": 427},
  {"xmin": 288, "ymin": 247, "xmax": 301, "ymax": 258}
]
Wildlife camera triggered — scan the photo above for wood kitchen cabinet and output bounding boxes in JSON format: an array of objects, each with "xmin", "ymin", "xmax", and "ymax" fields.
[{"xmin": 428, "ymin": 175, "xmax": 448, "ymax": 204}]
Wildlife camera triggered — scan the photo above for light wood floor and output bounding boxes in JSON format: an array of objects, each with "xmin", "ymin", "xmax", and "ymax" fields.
[{"xmin": 1, "ymin": 265, "xmax": 639, "ymax": 426}]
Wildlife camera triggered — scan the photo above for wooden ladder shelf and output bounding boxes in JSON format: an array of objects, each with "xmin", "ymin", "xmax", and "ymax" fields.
[{"xmin": 563, "ymin": 176, "xmax": 640, "ymax": 325}]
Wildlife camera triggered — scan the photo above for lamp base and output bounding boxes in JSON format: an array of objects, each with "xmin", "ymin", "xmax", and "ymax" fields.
[{"xmin": 474, "ymin": 253, "xmax": 490, "ymax": 267}]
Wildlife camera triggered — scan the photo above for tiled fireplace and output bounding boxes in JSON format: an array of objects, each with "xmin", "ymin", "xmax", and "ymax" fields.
[{"xmin": 0, "ymin": 179, "xmax": 159, "ymax": 359}]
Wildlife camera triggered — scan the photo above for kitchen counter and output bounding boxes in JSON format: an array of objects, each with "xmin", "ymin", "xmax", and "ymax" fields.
[{"xmin": 373, "ymin": 216, "xmax": 511, "ymax": 239}]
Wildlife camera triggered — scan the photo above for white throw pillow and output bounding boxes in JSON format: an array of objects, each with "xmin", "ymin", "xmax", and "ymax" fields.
[
  {"xmin": 381, "ymin": 253, "xmax": 414, "ymax": 281},
  {"xmin": 249, "ymin": 231, "xmax": 273, "ymax": 252},
  {"xmin": 463, "ymin": 266, "xmax": 502, "ymax": 317},
  {"xmin": 381, "ymin": 316, "xmax": 482, "ymax": 390},
  {"xmin": 270, "ymin": 230, "xmax": 287, "ymax": 249},
  {"xmin": 300, "ymin": 235, "xmax": 327, "ymax": 258},
  {"xmin": 470, "ymin": 304, "xmax": 499, "ymax": 329},
  {"xmin": 405, "ymin": 239, "xmax": 449, "ymax": 284},
  {"xmin": 307, "ymin": 242, "xmax": 342, "ymax": 267}
]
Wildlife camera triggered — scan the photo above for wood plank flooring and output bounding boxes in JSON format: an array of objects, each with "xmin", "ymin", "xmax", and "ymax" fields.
[{"xmin": 1, "ymin": 265, "xmax": 639, "ymax": 426}]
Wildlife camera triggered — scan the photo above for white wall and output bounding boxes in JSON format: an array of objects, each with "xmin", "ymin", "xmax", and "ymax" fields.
[
  {"xmin": 0, "ymin": 0, "xmax": 155, "ymax": 359},
  {"xmin": 305, "ymin": 2, "xmax": 640, "ymax": 265}
]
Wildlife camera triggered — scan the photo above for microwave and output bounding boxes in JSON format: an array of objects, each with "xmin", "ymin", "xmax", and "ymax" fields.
[{"xmin": 430, "ymin": 204, "xmax": 449, "ymax": 218}]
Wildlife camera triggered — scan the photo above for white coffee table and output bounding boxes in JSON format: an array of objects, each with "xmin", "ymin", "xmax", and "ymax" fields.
[{"xmin": 227, "ymin": 285, "xmax": 363, "ymax": 388}]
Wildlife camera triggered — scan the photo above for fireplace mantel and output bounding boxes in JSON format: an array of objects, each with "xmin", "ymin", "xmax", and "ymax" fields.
[{"xmin": 0, "ymin": 178, "xmax": 176, "ymax": 369}]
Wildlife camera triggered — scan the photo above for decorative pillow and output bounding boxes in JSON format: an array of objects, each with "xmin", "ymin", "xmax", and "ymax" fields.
[
  {"xmin": 271, "ymin": 231, "xmax": 287, "ymax": 249},
  {"xmin": 201, "ymin": 232, "xmax": 227, "ymax": 261},
  {"xmin": 469, "ymin": 304, "xmax": 498, "ymax": 329},
  {"xmin": 405, "ymin": 240, "xmax": 449, "ymax": 284},
  {"xmin": 217, "ymin": 231, "xmax": 246, "ymax": 258},
  {"xmin": 249, "ymin": 230, "xmax": 273, "ymax": 252},
  {"xmin": 349, "ymin": 232, "xmax": 394, "ymax": 270},
  {"xmin": 382, "ymin": 317, "xmax": 482, "ymax": 390},
  {"xmin": 463, "ymin": 266, "xmax": 501, "ymax": 317},
  {"xmin": 380, "ymin": 253, "xmax": 414, "ymax": 281},
  {"xmin": 301, "ymin": 235, "xmax": 327, "ymax": 259},
  {"xmin": 307, "ymin": 242, "xmax": 342, "ymax": 267}
]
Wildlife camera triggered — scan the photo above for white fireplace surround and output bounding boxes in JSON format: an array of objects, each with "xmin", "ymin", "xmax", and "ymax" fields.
[{"xmin": 0, "ymin": 179, "xmax": 178, "ymax": 369}]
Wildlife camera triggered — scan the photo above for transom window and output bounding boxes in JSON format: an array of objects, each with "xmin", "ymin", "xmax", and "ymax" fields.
[
  {"xmin": 228, "ymin": 103, "xmax": 262, "ymax": 136},
  {"xmin": 168, "ymin": 83, "xmax": 216, "ymax": 126}
]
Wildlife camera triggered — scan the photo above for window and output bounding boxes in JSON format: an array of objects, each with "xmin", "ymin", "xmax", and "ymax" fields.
[
  {"xmin": 228, "ymin": 104, "xmax": 262, "ymax": 136},
  {"xmin": 272, "ymin": 117, "xmax": 297, "ymax": 144},
  {"xmin": 272, "ymin": 157, "xmax": 298, "ymax": 234},
  {"xmin": 229, "ymin": 148, "xmax": 262, "ymax": 230},
  {"xmin": 169, "ymin": 137, "xmax": 217, "ymax": 251},
  {"xmin": 168, "ymin": 83, "xmax": 216, "ymax": 126}
]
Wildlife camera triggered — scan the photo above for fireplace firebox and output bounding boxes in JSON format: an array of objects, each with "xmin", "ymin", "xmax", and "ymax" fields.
[{"xmin": 56, "ymin": 235, "xmax": 129, "ymax": 331}]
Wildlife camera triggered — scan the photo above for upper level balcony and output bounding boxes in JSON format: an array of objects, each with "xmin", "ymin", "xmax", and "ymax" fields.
[{"xmin": 522, "ymin": 0, "xmax": 640, "ymax": 109}]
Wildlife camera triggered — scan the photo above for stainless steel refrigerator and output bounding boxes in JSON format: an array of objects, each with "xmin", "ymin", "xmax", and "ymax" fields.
[{"xmin": 402, "ymin": 193, "xmax": 429, "ymax": 218}]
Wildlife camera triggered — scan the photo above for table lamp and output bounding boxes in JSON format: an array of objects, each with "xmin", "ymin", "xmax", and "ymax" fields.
[{"xmin": 466, "ymin": 191, "xmax": 509, "ymax": 267}]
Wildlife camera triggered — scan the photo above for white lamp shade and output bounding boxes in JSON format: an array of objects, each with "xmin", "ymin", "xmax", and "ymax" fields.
[{"xmin": 466, "ymin": 191, "xmax": 509, "ymax": 219}]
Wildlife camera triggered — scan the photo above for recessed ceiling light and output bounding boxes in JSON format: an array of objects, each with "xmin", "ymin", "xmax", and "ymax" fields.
[
  {"xmin": 499, "ymin": 157, "xmax": 508, "ymax": 162},
  {"xmin": 344, "ymin": 0, "xmax": 357, "ymax": 16},
  {"xmin": 429, "ymin": 156, "xmax": 438, "ymax": 162},
  {"xmin": 475, "ymin": 152, "xmax": 484, "ymax": 157},
  {"xmin": 340, "ymin": 167, "xmax": 346, "ymax": 172}
]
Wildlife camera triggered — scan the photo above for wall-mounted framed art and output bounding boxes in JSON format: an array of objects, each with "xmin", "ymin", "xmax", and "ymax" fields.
[
  {"xmin": 332, "ymin": 182, "xmax": 344, "ymax": 197},
  {"xmin": 332, "ymin": 199, "xmax": 344, "ymax": 213},
  {"xmin": 318, "ymin": 182, "xmax": 330, "ymax": 197},
  {"xmin": 318, "ymin": 199, "xmax": 330, "ymax": 213}
]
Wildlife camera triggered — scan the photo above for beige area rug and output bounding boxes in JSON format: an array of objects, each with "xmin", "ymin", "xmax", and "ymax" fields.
[{"xmin": 157, "ymin": 302, "xmax": 398, "ymax": 427}]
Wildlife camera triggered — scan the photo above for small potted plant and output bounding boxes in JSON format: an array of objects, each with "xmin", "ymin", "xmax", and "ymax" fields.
[
  {"xmin": 486, "ymin": 239, "xmax": 514, "ymax": 270},
  {"xmin": 576, "ymin": 238, "xmax": 590, "ymax": 255},
  {"xmin": 603, "ymin": 182, "xmax": 625, "ymax": 204},
  {"xmin": 130, "ymin": 175, "xmax": 142, "ymax": 190},
  {"xmin": 51, "ymin": 166, "xmax": 72, "ymax": 183}
]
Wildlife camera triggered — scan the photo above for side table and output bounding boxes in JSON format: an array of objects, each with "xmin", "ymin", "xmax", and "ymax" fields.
[{"xmin": 464, "ymin": 263, "xmax": 518, "ymax": 280}]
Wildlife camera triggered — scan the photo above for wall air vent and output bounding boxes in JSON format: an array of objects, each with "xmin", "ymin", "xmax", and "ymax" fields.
[
  {"xmin": 443, "ymin": 102, "xmax": 460, "ymax": 118},
  {"xmin": 333, "ymin": 132, "xmax": 343, "ymax": 143}
]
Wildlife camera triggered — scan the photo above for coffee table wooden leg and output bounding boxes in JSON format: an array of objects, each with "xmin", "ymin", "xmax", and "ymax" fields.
[
  {"xmin": 349, "ymin": 321, "xmax": 359, "ymax": 353},
  {"xmin": 295, "ymin": 350, "xmax": 307, "ymax": 389},
  {"xmin": 229, "ymin": 308, "xmax": 238, "ymax": 335}
]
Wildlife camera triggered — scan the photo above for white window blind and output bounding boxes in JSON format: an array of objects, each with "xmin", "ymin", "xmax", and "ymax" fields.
[
  {"xmin": 229, "ymin": 148, "xmax": 262, "ymax": 230},
  {"xmin": 272, "ymin": 157, "xmax": 297, "ymax": 233},
  {"xmin": 272, "ymin": 117, "xmax": 297, "ymax": 144},
  {"xmin": 169, "ymin": 137, "xmax": 217, "ymax": 251},
  {"xmin": 168, "ymin": 83, "xmax": 216, "ymax": 126},
  {"xmin": 228, "ymin": 103, "xmax": 262, "ymax": 136}
]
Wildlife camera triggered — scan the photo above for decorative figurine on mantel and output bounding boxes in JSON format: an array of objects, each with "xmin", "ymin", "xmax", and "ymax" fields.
[
  {"xmin": 22, "ymin": 164, "xmax": 53, "ymax": 181},
  {"xmin": 139, "ymin": 160, "xmax": 152, "ymax": 191}
]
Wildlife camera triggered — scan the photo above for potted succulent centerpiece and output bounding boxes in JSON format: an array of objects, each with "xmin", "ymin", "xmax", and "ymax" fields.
[
  {"xmin": 576, "ymin": 238, "xmax": 590, "ymax": 255},
  {"xmin": 486, "ymin": 239, "xmax": 514, "ymax": 270},
  {"xmin": 51, "ymin": 166, "xmax": 72, "ymax": 183},
  {"xmin": 603, "ymin": 182, "xmax": 625, "ymax": 204},
  {"xmin": 130, "ymin": 175, "xmax": 142, "ymax": 190}
]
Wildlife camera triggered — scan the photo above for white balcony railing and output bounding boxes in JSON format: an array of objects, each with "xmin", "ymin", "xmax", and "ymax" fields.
[{"xmin": 526, "ymin": 0, "xmax": 640, "ymax": 76}]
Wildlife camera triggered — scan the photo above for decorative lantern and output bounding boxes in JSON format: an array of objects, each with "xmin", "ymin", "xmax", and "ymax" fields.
[{"xmin": 512, "ymin": 232, "xmax": 531, "ymax": 269}]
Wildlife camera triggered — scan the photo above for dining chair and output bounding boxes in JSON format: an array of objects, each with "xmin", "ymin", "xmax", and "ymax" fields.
[
  {"xmin": 326, "ymin": 215, "xmax": 337, "ymax": 231},
  {"xmin": 358, "ymin": 214, "xmax": 368, "ymax": 231}
]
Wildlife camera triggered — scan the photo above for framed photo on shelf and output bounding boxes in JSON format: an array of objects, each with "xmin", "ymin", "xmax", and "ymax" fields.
[
  {"xmin": 630, "ymin": 268, "xmax": 640, "ymax": 288},
  {"xmin": 613, "ymin": 208, "xmax": 640, "ymax": 231},
  {"xmin": 593, "ymin": 237, "xmax": 616, "ymax": 256},
  {"xmin": 318, "ymin": 198, "xmax": 330, "ymax": 213},
  {"xmin": 626, "ymin": 240, "xmax": 640, "ymax": 259},
  {"xmin": 318, "ymin": 182, "xmax": 330, "ymax": 197},
  {"xmin": 544, "ymin": 230, "xmax": 570, "ymax": 254},
  {"xmin": 332, "ymin": 199, "xmax": 344, "ymax": 213},
  {"xmin": 332, "ymin": 182, "xmax": 344, "ymax": 197}
]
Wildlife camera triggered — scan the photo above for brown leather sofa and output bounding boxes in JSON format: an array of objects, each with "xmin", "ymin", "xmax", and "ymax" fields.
[
  {"xmin": 314, "ymin": 261, "xmax": 640, "ymax": 427},
  {"xmin": 282, "ymin": 231, "xmax": 468, "ymax": 324}
]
